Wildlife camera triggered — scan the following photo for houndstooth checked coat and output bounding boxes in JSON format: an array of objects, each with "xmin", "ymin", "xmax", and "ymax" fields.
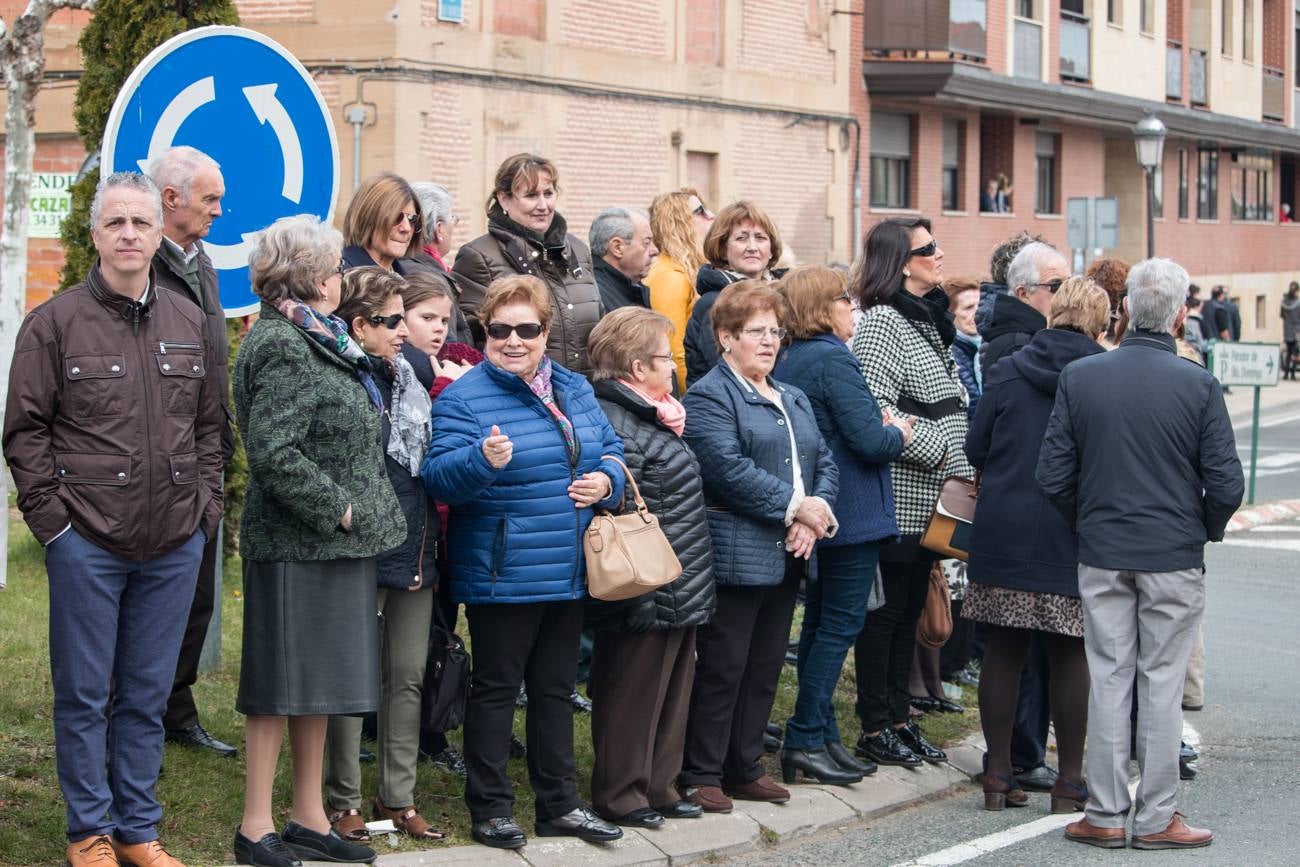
[{"xmin": 852, "ymin": 303, "xmax": 974, "ymax": 536}]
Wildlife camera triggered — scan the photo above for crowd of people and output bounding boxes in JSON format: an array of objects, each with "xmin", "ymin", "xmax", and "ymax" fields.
[{"xmin": 2, "ymin": 146, "xmax": 1246, "ymax": 867}]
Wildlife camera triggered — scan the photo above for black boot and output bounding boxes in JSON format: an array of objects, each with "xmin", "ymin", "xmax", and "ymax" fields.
[
  {"xmin": 780, "ymin": 747, "xmax": 863, "ymax": 785},
  {"xmin": 826, "ymin": 740, "xmax": 877, "ymax": 776}
]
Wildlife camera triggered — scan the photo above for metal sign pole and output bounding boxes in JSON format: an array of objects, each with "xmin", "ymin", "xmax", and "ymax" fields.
[{"xmin": 1249, "ymin": 385, "xmax": 1261, "ymax": 505}]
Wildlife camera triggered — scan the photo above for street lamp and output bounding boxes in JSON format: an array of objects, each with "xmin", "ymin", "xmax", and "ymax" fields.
[{"xmin": 1133, "ymin": 113, "xmax": 1167, "ymax": 259}]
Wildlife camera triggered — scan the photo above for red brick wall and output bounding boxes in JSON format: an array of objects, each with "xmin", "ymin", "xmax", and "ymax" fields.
[
  {"xmin": 235, "ymin": 0, "xmax": 313, "ymax": 21},
  {"xmin": 494, "ymin": 0, "xmax": 545, "ymax": 39},
  {"xmin": 685, "ymin": 0, "xmax": 721, "ymax": 65},
  {"xmin": 559, "ymin": 0, "xmax": 668, "ymax": 57},
  {"xmin": 1261, "ymin": 0, "xmax": 1286, "ymax": 67},
  {"xmin": 979, "ymin": 115, "xmax": 1016, "ymax": 196},
  {"xmin": 0, "ymin": 136, "xmax": 88, "ymax": 310},
  {"xmin": 1046, "ymin": 0, "xmax": 1060, "ymax": 85},
  {"xmin": 418, "ymin": 82, "xmax": 476, "ymax": 249},
  {"xmin": 736, "ymin": 0, "xmax": 834, "ymax": 80},
  {"xmin": 987, "ymin": 0, "xmax": 1008, "ymax": 74}
]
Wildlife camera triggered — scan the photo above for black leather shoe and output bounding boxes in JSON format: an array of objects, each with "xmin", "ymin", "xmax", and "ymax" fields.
[
  {"xmin": 897, "ymin": 722, "xmax": 947, "ymax": 764},
  {"xmin": 1015, "ymin": 764, "xmax": 1059, "ymax": 791},
  {"xmin": 280, "ymin": 820, "xmax": 375, "ymax": 863},
  {"xmin": 165, "ymin": 723, "xmax": 238, "ymax": 758},
  {"xmin": 570, "ymin": 690, "xmax": 593, "ymax": 713},
  {"xmin": 233, "ymin": 828, "xmax": 301, "ymax": 867},
  {"xmin": 933, "ymin": 698, "xmax": 965, "ymax": 714},
  {"xmin": 535, "ymin": 806, "xmax": 623, "ymax": 843},
  {"xmin": 1179, "ymin": 756, "xmax": 1197, "ymax": 780},
  {"xmin": 429, "ymin": 746, "xmax": 468, "ymax": 777},
  {"xmin": 781, "ymin": 747, "xmax": 862, "ymax": 785},
  {"xmin": 471, "ymin": 816, "xmax": 527, "ymax": 849},
  {"xmin": 613, "ymin": 807, "xmax": 664, "ymax": 828},
  {"xmin": 1180, "ymin": 741, "xmax": 1199, "ymax": 762},
  {"xmin": 909, "ymin": 696, "xmax": 941, "ymax": 713},
  {"xmin": 653, "ymin": 799, "xmax": 703, "ymax": 819},
  {"xmin": 826, "ymin": 740, "xmax": 877, "ymax": 776},
  {"xmin": 358, "ymin": 745, "xmax": 375, "ymax": 764},
  {"xmin": 856, "ymin": 728, "xmax": 922, "ymax": 767},
  {"xmin": 762, "ymin": 732, "xmax": 781, "ymax": 753},
  {"xmin": 509, "ymin": 734, "xmax": 527, "ymax": 759}
]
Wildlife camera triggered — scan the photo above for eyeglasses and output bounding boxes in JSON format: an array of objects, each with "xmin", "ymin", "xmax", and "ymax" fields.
[
  {"xmin": 1029, "ymin": 280, "xmax": 1065, "ymax": 294},
  {"xmin": 693, "ymin": 203, "xmax": 714, "ymax": 219},
  {"xmin": 833, "ymin": 292, "xmax": 852, "ymax": 303},
  {"xmin": 648, "ymin": 354, "xmax": 675, "ymax": 365},
  {"xmin": 396, "ymin": 212, "xmax": 421, "ymax": 230},
  {"xmin": 740, "ymin": 326, "xmax": 787, "ymax": 341},
  {"xmin": 335, "ymin": 261, "xmax": 346, "ymax": 277},
  {"xmin": 442, "ymin": 214, "xmax": 462, "ymax": 226},
  {"xmin": 908, "ymin": 240, "xmax": 938, "ymax": 258},
  {"xmin": 486, "ymin": 322, "xmax": 544, "ymax": 340},
  {"xmin": 367, "ymin": 313, "xmax": 405, "ymax": 329}
]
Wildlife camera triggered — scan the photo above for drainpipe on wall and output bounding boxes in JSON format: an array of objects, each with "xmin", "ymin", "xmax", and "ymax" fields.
[{"xmin": 345, "ymin": 105, "xmax": 368, "ymax": 193}]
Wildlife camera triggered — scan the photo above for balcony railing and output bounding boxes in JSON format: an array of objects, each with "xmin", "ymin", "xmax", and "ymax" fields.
[
  {"xmin": 1190, "ymin": 49, "xmax": 1207, "ymax": 106},
  {"xmin": 1059, "ymin": 10, "xmax": 1090, "ymax": 82},
  {"xmin": 1014, "ymin": 18, "xmax": 1042, "ymax": 80},
  {"xmin": 1263, "ymin": 66, "xmax": 1285, "ymax": 122},
  {"xmin": 863, "ymin": 0, "xmax": 988, "ymax": 61},
  {"xmin": 1166, "ymin": 41, "xmax": 1182, "ymax": 99}
]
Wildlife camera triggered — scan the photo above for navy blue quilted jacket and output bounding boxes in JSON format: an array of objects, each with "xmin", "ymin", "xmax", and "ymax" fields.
[
  {"xmin": 420, "ymin": 359, "xmax": 625, "ymax": 604},
  {"xmin": 683, "ymin": 361, "xmax": 838, "ymax": 587}
]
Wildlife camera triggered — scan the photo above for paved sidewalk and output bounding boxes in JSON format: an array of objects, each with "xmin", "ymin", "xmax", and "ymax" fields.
[{"xmin": 1222, "ymin": 377, "xmax": 1300, "ymax": 421}]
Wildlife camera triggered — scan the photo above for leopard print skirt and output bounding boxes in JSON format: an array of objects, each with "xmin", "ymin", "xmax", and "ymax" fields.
[{"xmin": 962, "ymin": 583, "xmax": 1084, "ymax": 638}]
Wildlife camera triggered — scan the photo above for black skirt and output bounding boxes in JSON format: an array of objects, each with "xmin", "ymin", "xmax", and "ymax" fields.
[{"xmin": 236, "ymin": 557, "xmax": 380, "ymax": 716}]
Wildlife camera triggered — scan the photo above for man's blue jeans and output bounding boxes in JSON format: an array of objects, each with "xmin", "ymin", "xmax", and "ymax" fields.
[
  {"xmin": 784, "ymin": 542, "xmax": 880, "ymax": 750},
  {"xmin": 45, "ymin": 526, "xmax": 203, "ymax": 843}
]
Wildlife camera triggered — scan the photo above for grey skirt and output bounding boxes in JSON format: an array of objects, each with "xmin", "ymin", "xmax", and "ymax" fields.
[{"xmin": 236, "ymin": 557, "xmax": 381, "ymax": 716}]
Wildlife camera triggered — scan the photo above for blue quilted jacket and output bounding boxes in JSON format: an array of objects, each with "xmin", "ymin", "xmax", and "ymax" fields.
[
  {"xmin": 682, "ymin": 361, "xmax": 838, "ymax": 587},
  {"xmin": 420, "ymin": 359, "xmax": 625, "ymax": 604}
]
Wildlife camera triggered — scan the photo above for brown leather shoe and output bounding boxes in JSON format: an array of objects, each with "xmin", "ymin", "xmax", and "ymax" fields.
[
  {"xmin": 1064, "ymin": 817, "xmax": 1127, "ymax": 849},
  {"xmin": 1131, "ymin": 813, "xmax": 1214, "ymax": 849},
  {"xmin": 680, "ymin": 784, "xmax": 733, "ymax": 813},
  {"xmin": 110, "ymin": 838, "xmax": 185, "ymax": 867},
  {"xmin": 66, "ymin": 835, "xmax": 119, "ymax": 866},
  {"xmin": 724, "ymin": 773, "xmax": 790, "ymax": 804}
]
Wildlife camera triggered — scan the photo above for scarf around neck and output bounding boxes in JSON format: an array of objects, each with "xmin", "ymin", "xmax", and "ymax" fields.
[
  {"xmin": 386, "ymin": 352, "xmax": 433, "ymax": 475},
  {"xmin": 894, "ymin": 285, "xmax": 957, "ymax": 348},
  {"xmin": 618, "ymin": 378, "xmax": 687, "ymax": 436},
  {"xmin": 527, "ymin": 356, "xmax": 577, "ymax": 459},
  {"xmin": 488, "ymin": 200, "xmax": 570, "ymax": 252},
  {"xmin": 276, "ymin": 298, "xmax": 383, "ymax": 411}
]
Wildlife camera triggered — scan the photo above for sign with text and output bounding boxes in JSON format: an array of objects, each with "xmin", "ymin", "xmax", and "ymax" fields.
[
  {"xmin": 1209, "ymin": 341, "xmax": 1280, "ymax": 387},
  {"xmin": 29, "ymin": 172, "xmax": 77, "ymax": 239}
]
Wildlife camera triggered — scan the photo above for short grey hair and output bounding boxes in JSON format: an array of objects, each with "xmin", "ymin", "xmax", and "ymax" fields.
[
  {"xmin": 589, "ymin": 207, "xmax": 644, "ymax": 257},
  {"xmin": 90, "ymin": 171, "xmax": 163, "ymax": 228},
  {"xmin": 1006, "ymin": 241, "xmax": 1066, "ymax": 294},
  {"xmin": 146, "ymin": 145, "xmax": 221, "ymax": 204},
  {"xmin": 1126, "ymin": 258, "xmax": 1189, "ymax": 333},
  {"xmin": 248, "ymin": 214, "xmax": 343, "ymax": 304},
  {"xmin": 411, "ymin": 181, "xmax": 453, "ymax": 245}
]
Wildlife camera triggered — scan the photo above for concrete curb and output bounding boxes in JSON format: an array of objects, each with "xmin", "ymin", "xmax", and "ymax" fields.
[{"xmin": 1225, "ymin": 498, "xmax": 1300, "ymax": 533}]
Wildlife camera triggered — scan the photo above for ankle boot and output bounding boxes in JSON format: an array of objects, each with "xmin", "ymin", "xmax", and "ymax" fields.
[
  {"xmin": 982, "ymin": 773, "xmax": 1029, "ymax": 811},
  {"xmin": 780, "ymin": 747, "xmax": 863, "ymax": 786}
]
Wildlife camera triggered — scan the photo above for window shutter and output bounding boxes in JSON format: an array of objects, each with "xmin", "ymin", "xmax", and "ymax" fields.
[
  {"xmin": 871, "ymin": 112, "xmax": 912, "ymax": 159},
  {"xmin": 943, "ymin": 119, "xmax": 960, "ymax": 168}
]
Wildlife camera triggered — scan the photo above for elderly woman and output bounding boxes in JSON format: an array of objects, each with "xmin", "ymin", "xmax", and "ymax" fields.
[
  {"xmin": 233, "ymin": 216, "xmax": 404, "ymax": 867},
  {"xmin": 850, "ymin": 217, "xmax": 970, "ymax": 770},
  {"xmin": 964, "ymin": 277, "xmax": 1109, "ymax": 812},
  {"xmin": 772, "ymin": 267, "xmax": 912, "ymax": 786},
  {"xmin": 408, "ymin": 180, "xmax": 473, "ymax": 344},
  {"xmin": 678, "ymin": 281, "xmax": 839, "ymax": 812},
  {"xmin": 452, "ymin": 154, "xmax": 601, "ymax": 375},
  {"xmin": 342, "ymin": 172, "xmax": 423, "ymax": 273},
  {"xmin": 645, "ymin": 188, "xmax": 712, "ymax": 392},
  {"xmin": 683, "ymin": 201, "xmax": 784, "ymax": 387},
  {"xmin": 584, "ymin": 308, "xmax": 717, "ymax": 828},
  {"xmin": 420, "ymin": 275, "xmax": 625, "ymax": 849},
  {"xmin": 320, "ymin": 268, "xmax": 445, "ymax": 844}
]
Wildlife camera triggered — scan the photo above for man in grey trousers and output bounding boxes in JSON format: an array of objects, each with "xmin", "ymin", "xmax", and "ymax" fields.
[{"xmin": 1036, "ymin": 257, "xmax": 1243, "ymax": 850}]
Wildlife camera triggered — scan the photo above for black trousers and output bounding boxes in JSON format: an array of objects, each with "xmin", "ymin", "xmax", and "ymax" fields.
[
  {"xmin": 463, "ymin": 599, "xmax": 584, "ymax": 822},
  {"xmin": 680, "ymin": 558, "xmax": 802, "ymax": 788},
  {"xmin": 855, "ymin": 556, "xmax": 932, "ymax": 732},
  {"xmin": 162, "ymin": 530, "xmax": 220, "ymax": 730}
]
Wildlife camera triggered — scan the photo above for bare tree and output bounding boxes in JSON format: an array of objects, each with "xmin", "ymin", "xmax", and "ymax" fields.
[{"xmin": 0, "ymin": 0, "xmax": 96, "ymax": 588}]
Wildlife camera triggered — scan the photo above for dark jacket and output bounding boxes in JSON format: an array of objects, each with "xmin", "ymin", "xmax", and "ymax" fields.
[
  {"xmin": 587, "ymin": 379, "xmax": 716, "ymax": 631},
  {"xmin": 774, "ymin": 335, "xmax": 902, "ymax": 546},
  {"xmin": 398, "ymin": 248, "xmax": 474, "ymax": 345},
  {"xmin": 593, "ymin": 257, "xmax": 650, "ymax": 311},
  {"xmin": 420, "ymin": 359, "xmax": 625, "ymax": 604},
  {"xmin": 1227, "ymin": 300, "xmax": 1242, "ymax": 341},
  {"xmin": 152, "ymin": 239, "xmax": 235, "ymax": 463},
  {"xmin": 1199, "ymin": 298, "xmax": 1222, "ymax": 340},
  {"xmin": 950, "ymin": 332, "xmax": 982, "ymax": 418},
  {"xmin": 977, "ymin": 291, "xmax": 1046, "ymax": 380},
  {"xmin": 4, "ymin": 265, "xmax": 224, "ymax": 558},
  {"xmin": 682, "ymin": 361, "xmax": 838, "ymax": 587},
  {"xmin": 451, "ymin": 208, "xmax": 600, "ymax": 377},
  {"xmin": 966, "ymin": 328, "xmax": 1105, "ymax": 597},
  {"xmin": 233, "ymin": 303, "xmax": 404, "ymax": 562},
  {"xmin": 1036, "ymin": 329, "xmax": 1244, "ymax": 572},
  {"xmin": 684, "ymin": 265, "xmax": 743, "ymax": 388}
]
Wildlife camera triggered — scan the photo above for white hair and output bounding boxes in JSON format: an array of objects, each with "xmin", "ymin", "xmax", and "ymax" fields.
[
  {"xmin": 1006, "ymin": 241, "xmax": 1066, "ymax": 295},
  {"xmin": 146, "ymin": 145, "xmax": 220, "ymax": 204},
  {"xmin": 411, "ymin": 181, "xmax": 453, "ymax": 245},
  {"xmin": 90, "ymin": 171, "xmax": 163, "ymax": 228},
  {"xmin": 1126, "ymin": 258, "xmax": 1189, "ymax": 333}
]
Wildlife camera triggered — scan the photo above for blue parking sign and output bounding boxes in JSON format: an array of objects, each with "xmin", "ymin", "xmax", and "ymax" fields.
[{"xmin": 102, "ymin": 26, "xmax": 339, "ymax": 316}]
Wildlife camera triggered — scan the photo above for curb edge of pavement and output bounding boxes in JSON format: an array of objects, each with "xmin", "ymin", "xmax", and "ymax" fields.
[{"xmin": 1224, "ymin": 498, "xmax": 1300, "ymax": 534}]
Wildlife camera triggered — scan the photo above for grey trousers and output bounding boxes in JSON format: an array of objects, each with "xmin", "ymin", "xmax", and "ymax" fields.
[
  {"xmin": 1182, "ymin": 623, "xmax": 1206, "ymax": 708},
  {"xmin": 325, "ymin": 586, "xmax": 435, "ymax": 810},
  {"xmin": 1078, "ymin": 564, "xmax": 1203, "ymax": 836}
]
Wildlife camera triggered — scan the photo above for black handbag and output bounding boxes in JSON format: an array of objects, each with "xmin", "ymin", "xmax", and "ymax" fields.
[{"xmin": 421, "ymin": 603, "xmax": 469, "ymax": 733}]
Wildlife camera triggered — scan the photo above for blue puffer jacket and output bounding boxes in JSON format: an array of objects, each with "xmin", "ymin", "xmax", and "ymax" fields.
[
  {"xmin": 774, "ymin": 335, "xmax": 902, "ymax": 546},
  {"xmin": 683, "ymin": 361, "xmax": 838, "ymax": 587},
  {"xmin": 420, "ymin": 359, "xmax": 625, "ymax": 604}
]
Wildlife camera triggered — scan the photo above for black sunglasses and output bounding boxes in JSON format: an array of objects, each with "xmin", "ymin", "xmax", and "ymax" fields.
[
  {"xmin": 693, "ymin": 204, "xmax": 713, "ymax": 219},
  {"xmin": 397, "ymin": 212, "xmax": 421, "ymax": 230},
  {"xmin": 908, "ymin": 240, "xmax": 938, "ymax": 258},
  {"xmin": 486, "ymin": 322, "xmax": 544, "ymax": 340},
  {"xmin": 367, "ymin": 313, "xmax": 405, "ymax": 329},
  {"xmin": 1029, "ymin": 280, "xmax": 1065, "ymax": 294}
]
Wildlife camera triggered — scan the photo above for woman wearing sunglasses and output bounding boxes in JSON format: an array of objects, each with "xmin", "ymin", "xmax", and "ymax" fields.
[
  {"xmin": 342, "ymin": 172, "xmax": 425, "ymax": 274},
  {"xmin": 421, "ymin": 275, "xmax": 626, "ymax": 850},
  {"xmin": 320, "ymin": 267, "xmax": 448, "ymax": 846},
  {"xmin": 849, "ymin": 217, "xmax": 971, "ymax": 770}
]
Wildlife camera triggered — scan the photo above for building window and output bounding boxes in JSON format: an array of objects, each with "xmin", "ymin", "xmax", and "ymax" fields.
[
  {"xmin": 1140, "ymin": 0, "xmax": 1154, "ymax": 32},
  {"xmin": 1256, "ymin": 294, "xmax": 1268, "ymax": 329},
  {"xmin": 942, "ymin": 118, "xmax": 963, "ymax": 211},
  {"xmin": 1108, "ymin": 0, "xmax": 1122, "ymax": 25},
  {"xmin": 1231, "ymin": 152, "xmax": 1273, "ymax": 221},
  {"xmin": 1243, "ymin": 0, "xmax": 1253, "ymax": 61},
  {"xmin": 1035, "ymin": 132, "xmax": 1059, "ymax": 214},
  {"xmin": 686, "ymin": 151, "xmax": 718, "ymax": 212},
  {"xmin": 1197, "ymin": 148, "xmax": 1219, "ymax": 220},
  {"xmin": 870, "ymin": 111, "xmax": 912, "ymax": 209},
  {"xmin": 1222, "ymin": 0, "xmax": 1233, "ymax": 56},
  {"xmin": 1018, "ymin": 0, "xmax": 1035, "ymax": 18},
  {"xmin": 1178, "ymin": 148, "xmax": 1190, "ymax": 219}
]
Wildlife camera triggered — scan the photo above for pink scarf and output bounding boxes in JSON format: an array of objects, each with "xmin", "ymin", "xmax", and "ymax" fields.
[{"xmin": 619, "ymin": 379, "xmax": 686, "ymax": 436}]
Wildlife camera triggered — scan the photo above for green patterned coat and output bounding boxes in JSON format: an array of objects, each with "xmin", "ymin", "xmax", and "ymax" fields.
[{"xmin": 234, "ymin": 302, "xmax": 404, "ymax": 562}]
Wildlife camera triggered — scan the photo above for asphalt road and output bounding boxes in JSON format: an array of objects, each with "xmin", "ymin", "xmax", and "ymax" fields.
[
  {"xmin": 727, "ymin": 493, "xmax": 1300, "ymax": 864},
  {"xmin": 1233, "ymin": 392, "xmax": 1300, "ymax": 505}
]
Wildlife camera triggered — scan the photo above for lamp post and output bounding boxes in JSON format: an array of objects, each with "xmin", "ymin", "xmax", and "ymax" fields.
[{"xmin": 1134, "ymin": 113, "xmax": 1167, "ymax": 260}]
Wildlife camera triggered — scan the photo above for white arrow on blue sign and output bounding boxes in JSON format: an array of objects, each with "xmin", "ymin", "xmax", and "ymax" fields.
[{"xmin": 101, "ymin": 26, "xmax": 339, "ymax": 317}]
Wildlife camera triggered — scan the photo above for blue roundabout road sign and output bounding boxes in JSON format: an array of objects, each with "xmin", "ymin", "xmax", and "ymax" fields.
[{"xmin": 101, "ymin": 26, "xmax": 339, "ymax": 317}]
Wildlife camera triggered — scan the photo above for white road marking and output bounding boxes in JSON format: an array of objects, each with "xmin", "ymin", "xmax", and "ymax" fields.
[
  {"xmin": 1248, "ymin": 524, "xmax": 1300, "ymax": 532},
  {"xmin": 1251, "ymin": 452, "xmax": 1300, "ymax": 468},
  {"xmin": 1233, "ymin": 410, "xmax": 1300, "ymax": 431},
  {"xmin": 1219, "ymin": 537, "xmax": 1300, "ymax": 553}
]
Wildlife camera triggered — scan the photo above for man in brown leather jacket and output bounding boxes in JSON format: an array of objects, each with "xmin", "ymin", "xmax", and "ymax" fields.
[{"xmin": 2, "ymin": 171, "xmax": 223, "ymax": 867}]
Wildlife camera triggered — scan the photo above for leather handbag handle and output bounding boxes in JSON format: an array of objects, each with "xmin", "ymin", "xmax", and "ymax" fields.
[{"xmin": 599, "ymin": 454, "xmax": 648, "ymax": 514}]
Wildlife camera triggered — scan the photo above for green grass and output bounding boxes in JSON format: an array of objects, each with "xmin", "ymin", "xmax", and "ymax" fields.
[{"xmin": 0, "ymin": 517, "xmax": 977, "ymax": 865}]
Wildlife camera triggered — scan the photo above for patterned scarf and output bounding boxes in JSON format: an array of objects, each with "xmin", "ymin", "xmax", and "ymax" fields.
[
  {"xmin": 527, "ymin": 356, "xmax": 577, "ymax": 459},
  {"xmin": 387, "ymin": 352, "xmax": 433, "ymax": 475},
  {"xmin": 275, "ymin": 298, "xmax": 383, "ymax": 411}
]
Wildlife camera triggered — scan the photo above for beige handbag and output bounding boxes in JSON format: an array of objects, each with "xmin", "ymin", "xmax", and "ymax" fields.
[{"xmin": 585, "ymin": 455, "xmax": 683, "ymax": 601}]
